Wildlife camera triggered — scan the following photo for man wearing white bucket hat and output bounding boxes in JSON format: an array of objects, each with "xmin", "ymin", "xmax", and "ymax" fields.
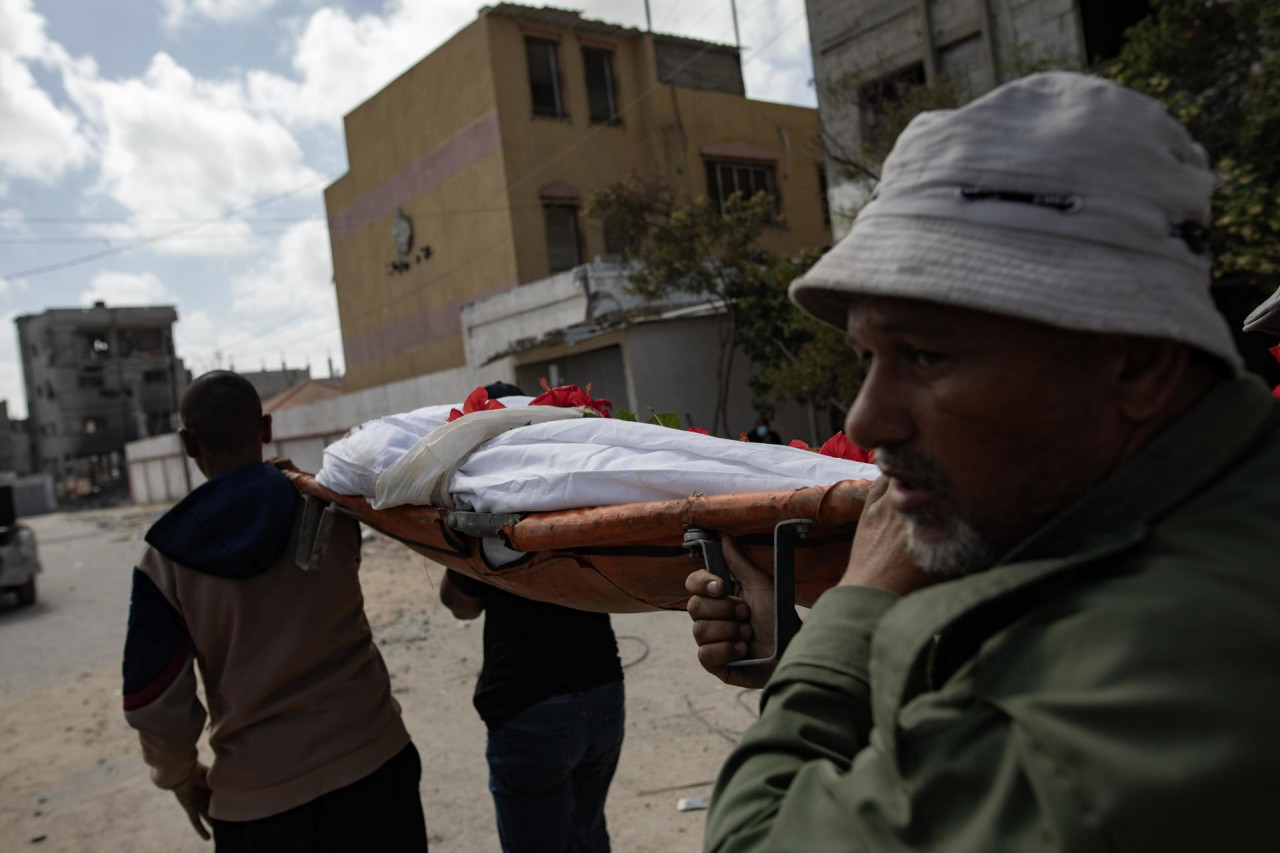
[{"xmin": 687, "ymin": 72, "xmax": 1280, "ymax": 851}]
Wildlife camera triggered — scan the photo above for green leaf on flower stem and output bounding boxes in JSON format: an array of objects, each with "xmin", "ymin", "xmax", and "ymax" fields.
[
  {"xmin": 645, "ymin": 411, "xmax": 682, "ymax": 429},
  {"xmin": 615, "ymin": 409, "xmax": 638, "ymax": 422}
]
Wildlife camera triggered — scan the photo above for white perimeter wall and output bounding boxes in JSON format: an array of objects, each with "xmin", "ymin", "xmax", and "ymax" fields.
[
  {"xmin": 623, "ymin": 316, "xmax": 820, "ymax": 444},
  {"xmin": 125, "ymin": 434, "xmax": 207, "ymax": 505}
]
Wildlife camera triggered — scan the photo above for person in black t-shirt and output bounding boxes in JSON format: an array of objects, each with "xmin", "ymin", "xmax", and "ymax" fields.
[{"xmin": 440, "ymin": 384, "xmax": 625, "ymax": 853}]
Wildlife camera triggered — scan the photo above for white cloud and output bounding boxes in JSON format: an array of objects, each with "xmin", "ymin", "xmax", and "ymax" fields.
[
  {"xmin": 161, "ymin": 0, "xmax": 279, "ymax": 29},
  {"xmin": 62, "ymin": 52, "xmax": 319, "ymax": 256},
  {"xmin": 0, "ymin": 0, "xmax": 90, "ymax": 182},
  {"xmin": 0, "ymin": 206, "xmax": 26, "ymax": 233},
  {"xmin": 172, "ymin": 307, "xmax": 218, "ymax": 371},
  {"xmin": 738, "ymin": 1, "xmax": 816, "ymax": 106},
  {"xmin": 246, "ymin": 0, "xmax": 478, "ymax": 127},
  {"xmin": 2, "ymin": 0, "xmax": 317, "ymax": 257},
  {"xmin": 80, "ymin": 270, "xmax": 174, "ymax": 306},
  {"xmin": 176, "ymin": 219, "xmax": 343, "ymax": 377},
  {"xmin": 0, "ymin": 0, "xmax": 62, "ymax": 59},
  {"xmin": 231, "ymin": 218, "xmax": 330, "ymax": 312},
  {"xmin": 0, "ymin": 272, "xmax": 26, "ymax": 293}
]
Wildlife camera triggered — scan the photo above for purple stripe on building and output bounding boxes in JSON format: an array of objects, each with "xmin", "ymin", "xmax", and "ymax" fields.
[
  {"xmin": 343, "ymin": 280, "xmax": 518, "ymax": 368},
  {"xmin": 328, "ymin": 111, "xmax": 502, "ymax": 245}
]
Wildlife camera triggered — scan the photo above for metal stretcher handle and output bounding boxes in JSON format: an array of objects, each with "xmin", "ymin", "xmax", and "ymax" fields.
[
  {"xmin": 683, "ymin": 519, "xmax": 810, "ymax": 668},
  {"xmin": 296, "ymin": 493, "xmax": 340, "ymax": 572}
]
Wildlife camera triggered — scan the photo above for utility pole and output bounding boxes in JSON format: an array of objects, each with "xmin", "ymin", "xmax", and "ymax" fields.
[
  {"xmin": 730, "ymin": 0, "xmax": 741, "ymax": 51},
  {"xmin": 644, "ymin": 0, "xmax": 652, "ymax": 31}
]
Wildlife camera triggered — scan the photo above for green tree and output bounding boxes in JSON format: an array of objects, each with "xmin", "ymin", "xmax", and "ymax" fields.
[
  {"xmin": 587, "ymin": 180, "xmax": 775, "ymax": 435},
  {"xmin": 587, "ymin": 181, "xmax": 861, "ymax": 436},
  {"xmin": 1107, "ymin": 0, "xmax": 1280, "ymax": 286},
  {"xmin": 733, "ymin": 251, "xmax": 867, "ymax": 429}
]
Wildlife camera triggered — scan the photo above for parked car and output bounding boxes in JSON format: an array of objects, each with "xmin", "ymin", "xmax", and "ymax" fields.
[{"xmin": 0, "ymin": 523, "xmax": 40, "ymax": 606}]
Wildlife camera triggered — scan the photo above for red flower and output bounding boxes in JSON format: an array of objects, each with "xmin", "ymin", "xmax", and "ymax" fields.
[
  {"xmin": 688, "ymin": 427, "xmax": 710, "ymax": 435},
  {"xmin": 818, "ymin": 432, "xmax": 875, "ymax": 464},
  {"xmin": 739, "ymin": 431, "xmax": 750, "ymax": 442},
  {"xmin": 789, "ymin": 439, "xmax": 809, "ymax": 450},
  {"xmin": 1272, "ymin": 385, "xmax": 1280, "ymax": 400},
  {"xmin": 1270, "ymin": 343, "xmax": 1280, "ymax": 365},
  {"xmin": 529, "ymin": 379, "xmax": 613, "ymax": 417},
  {"xmin": 446, "ymin": 386, "xmax": 507, "ymax": 422}
]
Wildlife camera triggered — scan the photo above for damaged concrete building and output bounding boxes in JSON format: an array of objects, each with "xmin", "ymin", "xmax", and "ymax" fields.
[
  {"xmin": 804, "ymin": 0, "xmax": 1152, "ymax": 236},
  {"xmin": 17, "ymin": 304, "xmax": 188, "ymax": 492}
]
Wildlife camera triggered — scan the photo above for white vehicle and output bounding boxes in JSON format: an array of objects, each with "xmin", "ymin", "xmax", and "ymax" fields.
[{"xmin": 0, "ymin": 524, "xmax": 40, "ymax": 606}]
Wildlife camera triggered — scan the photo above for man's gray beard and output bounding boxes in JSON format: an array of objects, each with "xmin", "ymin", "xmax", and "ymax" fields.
[{"xmin": 903, "ymin": 512, "xmax": 997, "ymax": 579}]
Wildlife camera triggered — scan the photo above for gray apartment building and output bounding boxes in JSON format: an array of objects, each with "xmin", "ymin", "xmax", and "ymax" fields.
[
  {"xmin": 17, "ymin": 303, "xmax": 188, "ymax": 490},
  {"xmin": 805, "ymin": 0, "xmax": 1151, "ymax": 236}
]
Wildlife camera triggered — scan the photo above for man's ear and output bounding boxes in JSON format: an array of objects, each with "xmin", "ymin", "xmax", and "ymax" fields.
[
  {"xmin": 1111, "ymin": 338, "xmax": 1193, "ymax": 423},
  {"xmin": 178, "ymin": 428, "xmax": 199, "ymax": 461},
  {"xmin": 261, "ymin": 413, "xmax": 273, "ymax": 445}
]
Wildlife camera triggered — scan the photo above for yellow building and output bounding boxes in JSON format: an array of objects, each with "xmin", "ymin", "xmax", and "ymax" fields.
[{"xmin": 326, "ymin": 3, "xmax": 831, "ymax": 391}]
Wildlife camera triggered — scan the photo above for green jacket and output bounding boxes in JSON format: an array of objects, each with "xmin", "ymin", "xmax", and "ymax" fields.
[{"xmin": 706, "ymin": 377, "xmax": 1280, "ymax": 852}]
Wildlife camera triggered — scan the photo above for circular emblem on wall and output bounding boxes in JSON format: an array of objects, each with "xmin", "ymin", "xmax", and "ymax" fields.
[{"xmin": 392, "ymin": 207, "xmax": 414, "ymax": 256}]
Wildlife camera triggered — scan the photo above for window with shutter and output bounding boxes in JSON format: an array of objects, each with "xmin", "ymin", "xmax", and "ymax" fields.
[
  {"xmin": 544, "ymin": 204, "xmax": 582, "ymax": 273},
  {"xmin": 583, "ymin": 47, "xmax": 619, "ymax": 124},
  {"xmin": 526, "ymin": 38, "xmax": 564, "ymax": 117}
]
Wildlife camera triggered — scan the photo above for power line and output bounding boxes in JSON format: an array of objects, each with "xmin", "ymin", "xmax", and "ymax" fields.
[
  {"xmin": 20, "ymin": 2, "xmax": 799, "ymax": 375},
  {"xmin": 16, "ymin": 215, "xmax": 319, "ymax": 224},
  {"xmin": 0, "ymin": 233, "xmax": 299, "ymax": 244},
  {"xmin": 655, "ymin": 0, "xmax": 724, "ymax": 38},
  {"xmin": 0, "ymin": 178, "xmax": 330, "ymax": 281},
  {"xmin": 2, "ymin": 1, "xmax": 776, "ymax": 281},
  {"xmin": 9, "ymin": 201, "xmax": 524, "ymax": 229},
  {"xmin": 740, "ymin": 7, "xmax": 809, "ymax": 69}
]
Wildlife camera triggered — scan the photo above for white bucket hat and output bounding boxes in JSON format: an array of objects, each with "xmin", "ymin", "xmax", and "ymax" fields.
[{"xmin": 791, "ymin": 71, "xmax": 1242, "ymax": 370}]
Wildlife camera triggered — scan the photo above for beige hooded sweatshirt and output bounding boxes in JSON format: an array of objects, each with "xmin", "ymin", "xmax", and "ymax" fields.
[{"xmin": 122, "ymin": 463, "xmax": 409, "ymax": 821}]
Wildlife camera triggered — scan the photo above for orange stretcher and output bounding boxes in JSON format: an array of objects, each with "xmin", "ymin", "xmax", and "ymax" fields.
[{"xmin": 281, "ymin": 465, "xmax": 871, "ymax": 616}]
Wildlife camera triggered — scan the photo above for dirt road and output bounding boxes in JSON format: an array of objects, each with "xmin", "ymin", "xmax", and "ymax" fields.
[{"xmin": 0, "ymin": 506, "xmax": 761, "ymax": 851}]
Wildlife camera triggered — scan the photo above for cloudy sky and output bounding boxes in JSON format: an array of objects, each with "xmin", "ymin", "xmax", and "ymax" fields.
[{"xmin": 0, "ymin": 0, "xmax": 816, "ymax": 417}]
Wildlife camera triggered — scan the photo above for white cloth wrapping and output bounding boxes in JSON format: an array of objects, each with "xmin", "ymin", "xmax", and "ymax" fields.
[
  {"xmin": 372, "ymin": 405, "xmax": 583, "ymax": 509},
  {"xmin": 316, "ymin": 397, "xmax": 532, "ymax": 498},
  {"xmin": 445, "ymin": 418, "xmax": 880, "ymax": 513},
  {"xmin": 319, "ymin": 399, "xmax": 881, "ymax": 517}
]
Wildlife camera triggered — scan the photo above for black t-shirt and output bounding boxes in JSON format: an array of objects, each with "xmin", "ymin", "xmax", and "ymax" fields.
[{"xmin": 446, "ymin": 569, "xmax": 623, "ymax": 729}]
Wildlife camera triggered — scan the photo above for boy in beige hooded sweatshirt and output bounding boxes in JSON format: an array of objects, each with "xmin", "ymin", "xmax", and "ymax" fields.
[{"xmin": 122, "ymin": 371, "xmax": 426, "ymax": 852}]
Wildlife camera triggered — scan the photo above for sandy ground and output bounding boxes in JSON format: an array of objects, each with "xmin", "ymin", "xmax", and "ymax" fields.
[{"xmin": 0, "ymin": 506, "xmax": 761, "ymax": 852}]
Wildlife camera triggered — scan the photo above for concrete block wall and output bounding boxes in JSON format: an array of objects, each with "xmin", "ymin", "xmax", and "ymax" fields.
[
  {"xmin": 939, "ymin": 34, "xmax": 989, "ymax": 96},
  {"xmin": 808, "ymin": 0, "xmax": 1087, "ymax": 237},
  {"xmin": 999, "ymin": 0, "xmax": 1083, "ymax": 66},
  {"xmin": 652, "ymin": 37, "xmax": 746, "ymax": 96}
]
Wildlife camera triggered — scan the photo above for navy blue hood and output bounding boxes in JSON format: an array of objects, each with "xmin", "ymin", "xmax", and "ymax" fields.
[{"xmin": 146, "ymin": 463, "xmax": 298, "ymax": 579}]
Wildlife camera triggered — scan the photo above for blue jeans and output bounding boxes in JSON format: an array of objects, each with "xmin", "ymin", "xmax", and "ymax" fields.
[{"xmin": 485, "ymin": 681, "xmax": 625, "ymax": 853}]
